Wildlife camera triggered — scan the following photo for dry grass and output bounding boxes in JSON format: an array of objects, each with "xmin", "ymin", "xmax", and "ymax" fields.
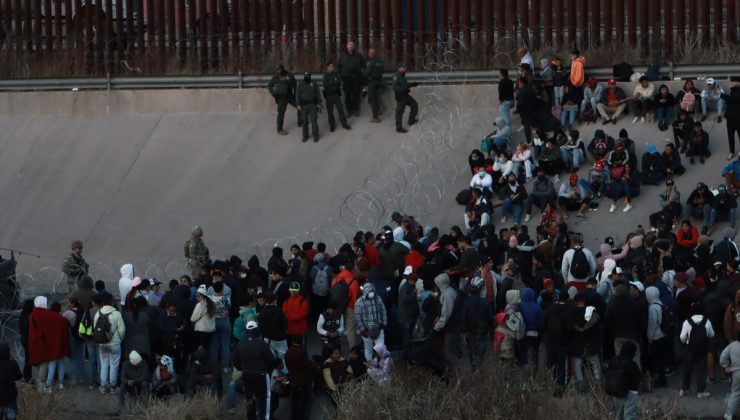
[{"xmin": 334, "ymin": 359, "xmax": 681, "ymax": 420}]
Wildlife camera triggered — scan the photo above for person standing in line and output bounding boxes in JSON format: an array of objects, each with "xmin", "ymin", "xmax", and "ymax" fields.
[
  {"xmin": 232, "ymin": 321, "xmax": 276, "ymax": 420},
  {"xmin": 267, "ymin": 64, "xmax": 301, "ymax": 135},
  {"xmin": 392, "ymin": 63, "xmax": 419, "ymax": 134},
  {"xmin": 363, "ymin": 47, "xmax": 385, "ymax": 123},
  {"xmin": 498, "ymin": 69, "xmax": 515, "ymax": 127},
  {"xmin": 62, "ymin": 240, "xmax": 89, "ymax": 293},
  {"xmin": 720, "ymin": 333, "xmax": 740, "ymax": 420},
  {"xmin": 295, "ymin": 72, "xmax": 323, "ymax": 143},
  {"xmin": 322, "ymin": 61, "xmax": 351, "ymax": 133},
  {"xmin": 337, "ymin": 41, "xmax": 365, "ymax": 117},
  {"xmin": 723, "ymin": 76, "xmax": 740, "ymax": 161}
]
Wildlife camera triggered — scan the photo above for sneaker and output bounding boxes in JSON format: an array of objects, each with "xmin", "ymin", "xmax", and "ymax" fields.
[
  {"xmin": 623, "ymin": 203, "xmax": 632, "ymax": 212},
  {"xmin": 729, "ymin": 153, "xmax": 736, "ymax": 161},
  {"xmin": 369, "ymin": 118, "xmax": 380, "ymax": 123},
  {"xmin": 718, "ymin": 116, "xmax": 723, "ymax": 123},
  {"xmin": 632, "ymin": 116, "xmax": 639, "ymax": 124},
  {"xmin": 302, "ymin": 137, "xmax": 309, "ymax": 143},
  {"xmin": 611, "ymin": 118, "xmax": 617, "ymax": 124},
  {"xmin": 277, "ymin": 130, "xmax": 288, "ymax": 136},
  {"xmin": 524, "ymin": 214, "xmax": 531, "ymax": 223},
  {"xmin": 99, "ymin": 385, "xmax": 108, "ymax": 394},
  {"xmin": 553, "ymin": 174, "xmax": 560, "ymax": 184},
  {"xmin": 678, "ymin": 389, "xmax": 687, "ymax": 397},
  {"xmin": 725, "ymin": 414, "xmax": 733, "ymax": 420},
  {"xmin": 640, "ymin": 117, "xmax": 646, "ymax": 124},
  {"xmin": 697, "ymin": 391, "xmax": 711, "ymax": 399},
  {"xmin": 409, "ymin": 119, "xmax": 419, "ymax": 126},
  {"xmin": 501, "ymin": 216, "xmax": 507, "ymax": 224},
  {"xmin": 109, "ymin": 386, "xmax": 118, "ymax": 394},
  {"xmin": 609, "ymin": 203, "xmax": 617, "ymax": 213},
  {"xmin": 396, "ymin": 128, "xmax": 408, "ymax": 133},
  {"xmin": 58, "ymin": 383, "xmax": 64, "ymax": 391}
]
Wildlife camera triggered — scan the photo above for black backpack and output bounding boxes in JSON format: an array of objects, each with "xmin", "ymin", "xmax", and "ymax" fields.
[
  {"xmin": 456, "ymin": 189, "xmax": 473, "ymax": 206},
  {"xmin": 569, "ymin": 247, "xmax": 590, "ymax": 279},
  {"xmin": 687, "ymin": 317, "xmax": 709, "ymax": 354},
  {"xmin": 613, "ymin": 62, "xmax": 633, "ymax": 82},
  {"xmin": 330, "ymin": 279, "xmax": 354, "ymax": 314},
  {"xmin": 656, "ymin": 302, "xmax": 676, "ymax": 334},
  {"xmin": 604, "ymin": 358, "xmax": 628, "ymax": 398},
  {"xmin": 93, "ymin": 311, "xmax": 114, "ymax": 344}
]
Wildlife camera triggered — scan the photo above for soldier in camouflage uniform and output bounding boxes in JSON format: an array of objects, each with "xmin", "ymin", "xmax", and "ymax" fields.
[
  {"xmin": 185, "ymin": 226, "xmax": 210, "ymax": 278},
  {"xmin": 337, "ymin": 41, "xmax": 365, "ymax": 116},
  {"xmin": 392, "ymin": 63, "xmax": 419, "ymax": 133},
  {"xmin": 322, "ymin": 62, "xmax": 351, "ymax": 132},
  {"xmin": 363, "ymin": 48, "xmax": 385, "ymax": 123},
  {"xmin": 62, "ymin": 240, "xmax": 89, "ymax": 292},
  {"xmin": 267, "ymin": 64, "xmax": 302, "ymax": 135},
  {"xmin": 296, "ymin": 72, "xmax": 323, "ymax": 143}
]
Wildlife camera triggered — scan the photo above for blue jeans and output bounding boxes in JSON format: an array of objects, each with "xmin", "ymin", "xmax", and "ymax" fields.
[
  {"xmin": 265, "ymin": 338, "xmax": 289, "ymax": 374},
  {"xmin": 465, "ymin": 334, "xmax": 489, "ymax": 368},
  {"xmin": 85, "ymin": 341, "xmax": 100, "ymax": 387},
  {"xmin": 99, "ymin": 344, "xmax": 121, "ymax": 388},
  {"xmin": 580, "ymin": 97, "xmax": 599, "ymax": 114},
  {"xmin": 573, "ymin": 354, "xmax": 602, "ymax": 391},
  {"xmin": 502, "ymin": 197, "xmax": 523, "ymax": 224},
  {"xmin": 612, "ymin": 391, "xmax": 638, "ymax": 420},
  {"xmin": 69, "ymin": 335, "xmax": 85, "ymax": 383},
  {"xmin": 554, "ymin": 86, "xmax": 564, "ymax": 105},
  {"xmin": 702, "ymin": 98, "xmax": 725, "ymax": 116},
  {"xmin": 561, "ymin": 109, "xmax": 577, "ymax": 127},
  {"xmin": 227, "ymin": 379, "xmax": 245, "ymax": 409},
  {"xmin": 710, "ymin": 208, "xmax": 737, "ymax": 227},
  {"xmin": 560, "ymin": 148, "xmax": 584, "ymax": 170},
  {"xmin": 656, "ymin": 106, "xmax": 674, "ymax": 125},
  {"xmin": 46, "ymin": 358, "xmax": 65, "ymax": 386},
  {"xmin": 499, "ymin": 100, "xmax": 514, "ymax": 127},
  {"xmin": 211, "ymin": 317, "xmax": 232, "ymax": 368}
]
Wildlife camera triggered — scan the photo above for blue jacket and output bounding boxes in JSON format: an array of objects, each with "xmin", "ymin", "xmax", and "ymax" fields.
[
  {"xmin": 519, "ymin": 288, "xmax": 543, "ymax": 334},
  {"xmin": 722, "ymin": 160, "xmax": 740, "ymax": 176}
]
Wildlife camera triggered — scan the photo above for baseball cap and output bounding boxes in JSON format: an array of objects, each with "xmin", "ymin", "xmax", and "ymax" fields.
[
  {"xmin": 697, "ymin": 182, "xmax": 706, "ymax": 189},
  {"xmin": 289, "ymin": 282, "xmax": 301, "ymax": 292},
  {"xmin": 629, "ymin": 281, "xmax": 644, "ymax": 292},
  {"xmin": 706, "ymin": 77, "xmax": 715, "ymax": 85},
  {"xmin": 666, "ymin": 178, "xmax": 674, "ymax": 186},
  {"xmin": 719, "ymin": 184, "xmax": 728, "ymax": 192},
  {"xmin": 647, "ymin": 145, "xmax": 657, "ymax": 154},
  {"xmin": 246, "ymin": 320, "xmax": 258, "ymax": 330}
]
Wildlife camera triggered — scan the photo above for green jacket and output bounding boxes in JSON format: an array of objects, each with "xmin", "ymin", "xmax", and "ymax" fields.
[
  {"xmin": 337, "ymin": 51, "xmax": 365, "ymax": 78},
  {"xmin": 322, "ymin": 71, "xmax": 343, "ymax": 97},
  {"xmin": 392, "ymin": 72, "xmax": 412, "ymax": 99},
  {"xmin": 296, "ymin": 80, "xmax": 322, "ymax": 105},
  {"xmin": 268, "ymin": 73, "xmax": 296, "ymax": 97},
  {"xmin": 363, "ymin": 57, "xmax": 384, "ymax": 81}
]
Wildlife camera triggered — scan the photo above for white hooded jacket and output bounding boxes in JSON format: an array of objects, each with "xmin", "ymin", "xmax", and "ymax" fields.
[{"xmin": 118, "ymin": 264, "xmax": 134, "ymax": 306}]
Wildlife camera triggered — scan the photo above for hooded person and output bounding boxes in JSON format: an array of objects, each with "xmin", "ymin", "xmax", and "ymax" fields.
[
  {"xmin": 367, "ymin": 342, "xmax": 393, "ymax": 384},
  {"xmin": 232, "ymin": 320, "xmax": 275, "ymax": 419},
  {"xmin": 519, "ymin": 288, "xmax": 543, "ymax": 367},
  {"xmin": 72, "ymin": 275, "xmax": 95, "ymax": 311},
  {"xmin": 489, "ymin": 116, "xmax": 513, "ymax": 151},
  {"xmin": 604, "ymin": 284, "xmax": 645, "ymax": 367},
  {"xmin": 610, "ymin": 340, "xmax": 642, "ymax": 418},
  {"xmin": 597, "ymin": 258, "xmax": 617, "ymax": 300},
  {"xmin": 152, "ymin": 355, "xmax": 177, "ymax": 398},
  {"xmin": 433, "ymin": 273, "xmax": 462, "ymax": 360},
  {"xmin": 597, "ymin": 242, "xmax": 630, "ymax": 271},
  {"xmin": 354, "ymin": 283, "xmax": 388, "ymax": 361},
  {"xmin": 118, "ymin": 264, "xmax": 135, "ymax": 306},
  {"xmin": 28, "ymin": 295, "xmax": 71, "ymax": 392},
  {"xmin": 646, "ymin": 286, "xmax": 669, "ymax": 387},
  {"xmin": 119, "ymin": 350, "xmax": 150, "ymax": 409},
  {"xmin": 188, "ymin": 346, "xmax": 222, "ymax": 397}
]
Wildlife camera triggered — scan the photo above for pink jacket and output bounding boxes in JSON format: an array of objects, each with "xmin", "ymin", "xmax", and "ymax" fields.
[{"xmin": 512, "ymin": 149, "xmax": 532, "ymax": 162}]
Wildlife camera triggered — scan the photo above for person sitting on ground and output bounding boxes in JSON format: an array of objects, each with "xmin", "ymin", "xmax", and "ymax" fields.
[
  {"xmin": 676, "ymin": 79, "xmax": 701, "ymax": 116},
  {"xmin": 512, "ymin": 142, "xmax": 534, "ymax": 182},
  {"xmin": 470, "ymin": 166, "xmax": 494, "ymax": 199},
  {"xmin": 673, "ymin": 110, "xmax": 695, "ymax": 154},
  {"xmin": 709, "ymin": 184, "xmax": 738, "ymax": 232},
  {"xmin": 615, "ymin": 129, "xmax": 637, "ymax": 165},
  {"xmin": 151, "ymin": 355, "xmax": 177, "ymax": 399},
  {"xmin": 493, "ymin": 151, "xmax": 514, "ymax": 187},
  {"xmin": 676, "ymin": 220, "xmax": 700, "ymax": 252},
  {"xmin": 607, "ymin": 143, "xmax": 630, "ymax": 182},
  {"xmin": 468, "ymin": 149, "xmax": 485, "ymax": 175},
  {"xmin": 366, "ymin": 343, "xmax": 392, "ymax": 384},
  {"xmin": 525, "ymin": 167, "xmax": 558, "ymax": 223},
  {"xmin": 607, "ymin": 162, "xmax": 639, "ymax": 213},
  {"xmin": 558, "ymin": 173, "xmax": 590, "ymax": 219},
  {"xmin": 560, "ymin": 84, "xmax": 580, "ymax": 129},
  {"xmin": 580, "ymin": 77, "xmax": 603, "ymax": 118},
  {"xmin": 654, "ymin": 84, "xmax": 676, "ymax": 131},
  {"xmin": 701, "ymin": 78, "xmax": 725, "ymax": 123},
  {"xmin": 119, "ymin": 351, "xmax": 149, "ymax": 411},
  {"xmin": 499, "ymin": 173, "xmax": 528, "ymax": 225},
  {"xmin": 722, "ymin": 156, "xmax": 740, "ymax": 193},
  {"xmin": 597, "ymin": 79, "xmax": 628, "ymax": 124},
  {"xmin": 630, "ymin": 76, "xmax": 656, "ymax": 124},
  {"xmin": 188, "ymin": 346, "xmax": 221, "ymax": 397},
  {"xmin": 648, "ymin": 179, "xmax": 682, "ymax": 231},
  {"xmin": 662, "ymin": 143, "xmax": 685, "ymax": 177},
  {"xmin": 587, "ymin": 160, "xmax": 610, "ymax": 198},
  {"xmin": 560, "ymin": 129, "xmax": 585, "ymax": 172},
  {"xmin": 687, "ymin": 121, "xmax": 710, "ymax": 164},
  {"xmin": 537, "ymin": 138, "xmax": 564, "ymax": 182},
  {"xmin": 465, "ymin": 188, "xmax": 492, "ymax": 229},
  {"xmin": 322, "ymin": 345, "xmax": 353, "ymax": 394},
  {"xmin": 685, "ymin": 182, "xmax": 714, "ymax": 234},
  {"xmin": 486, "ymin": 117, "xmax": 513, "ymax": 154},
  {"xmin": 588, "ymin": 129, "xmax": 615, "ymax": 162},
  {"xmin": 641, "ymin": 145, "xmax": 666, "ymax": 185}
]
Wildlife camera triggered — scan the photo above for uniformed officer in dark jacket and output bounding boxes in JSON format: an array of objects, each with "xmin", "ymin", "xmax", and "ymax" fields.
[
  {"xmin": 363, "ymin": 48, "xmax": 385, "ymax": 122},
  {"xmin": 392, "ymin": 63, "xmax": 419, "ymax": 133},
  {"xmin": 267, "ymin": 64, "xmax": 301, "ymax": 135},
  {"xmin": 322, "ymin": 62, "xmax": 351, "ymax": 132},
  {"xmin": 337, "ymin": 41, "xmax": 365, "ymax": 116},
  {"xmin": 295, "ymin": 72, "xmax": 323, "ymax": 143}
]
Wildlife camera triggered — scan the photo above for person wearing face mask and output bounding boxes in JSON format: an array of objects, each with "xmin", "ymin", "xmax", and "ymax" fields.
[
  {"xmin": 295, "ymin": 72, "xmax": 323, "ymax": 143},
  {"xmin": 354, "ymin": 283, "xmax": 387, "ymax": 361},
  {"xmin": 499, "ymin": 173, "xmax": 528, "ymax": 225},
  {"xmin": 470, "ymin": 166, "xmax": 493, "ymax": 199}
]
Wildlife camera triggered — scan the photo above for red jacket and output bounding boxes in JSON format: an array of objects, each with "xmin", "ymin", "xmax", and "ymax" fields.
[
  {"xmin": 405, "ymin": 250, "xmax": 425, "ymax": 272},
  {"xmin": 676, "ymin": 227, "xmax": 699, "ymax": 249},
  {"xmin": 332, "ymin": 270, "xmax": 361, "ymax": 310},
  {"xmin": 365, "ymin": 242, "xmax": 381, "ymax": 268},
  {"xmin": 28, "ymin": 308, "xmax": 71, "ymax": 364},
  {"xmin": 282, "ymin": 295, "xmax": 309, "ymax": 335}
]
